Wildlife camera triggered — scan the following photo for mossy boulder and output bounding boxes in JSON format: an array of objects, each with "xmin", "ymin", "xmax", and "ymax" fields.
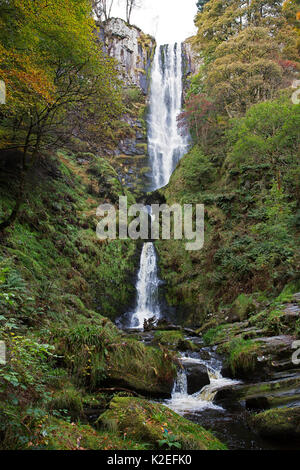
[
  {"xmin": 105, "ymin": 340, "xmax": 177, "ymax": 398},
  {"xmin": 97, "ymin": 397, "xmax": 226, "ymax": 450},
  {"xmin": 249, "ymin": 408, "xmax": 300, "ymax": 440},
  {"xmin": 153, "ymin": 330, "xmax": 184, "ymax": 348},
  {"xmin": 230, "ymin": 294, "xmax": 257, "ymax": 322},
  {"xmin": 54, "ymin": 322, "xmax": 177, "ymax": 398}
]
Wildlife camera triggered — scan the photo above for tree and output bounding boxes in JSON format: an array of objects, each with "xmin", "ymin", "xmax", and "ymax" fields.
[
  {"xmin": 92, "ymin": 0, "xmax": 114, "ymax": 22},
  {"xmin": 196, "ymin": 0, "xmax": 209, "ymax": 12},
  {"xmin": 206, "ymin": 27, "xmax": 284, "ymax": 116},
  {"xmin": 125, "ymin": 0, "xmax": 140, "ymax": 25},
  {"xmin": 178, "ymin": 94, "xmax": 216, "ymax": 146},
  {"xmin": 0, "ymin": 0, "xmax": 122, "ymax": 230},
  {"xmin": 228, "ymin": 98, "xmax": 300, "ymax": 187},
  {"xmin": 194, "ymin": 0, "xmax": 285, "ymax": 60}
]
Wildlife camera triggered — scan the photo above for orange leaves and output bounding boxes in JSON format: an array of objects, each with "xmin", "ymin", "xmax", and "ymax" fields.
[{"xmin": 0, "ymin": 46, "xmax": 54, "ymax": 110}]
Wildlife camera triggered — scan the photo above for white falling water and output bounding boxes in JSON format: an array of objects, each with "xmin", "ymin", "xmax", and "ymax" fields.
[
  {"xmin": 130, "ymin": 242, "xmax": 160, "ymax": 329},
  {"xmin": 148, "ymin": 43, "xmax": 189, "ymax": 190},
  {"xmin": 130, "ymin": 43, "xmax": 188, "ymax": 329},
  {"xmin": 167, "ymin": 358, "xmax": 222, "ymax": 414},
  {"xmin": 166, "ymin": 355, "xmax": 240, "ymax": 414}
]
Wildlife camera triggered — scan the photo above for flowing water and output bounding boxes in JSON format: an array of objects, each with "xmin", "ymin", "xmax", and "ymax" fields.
[
  {"xmin": 148, "ymin": 43, "xmax": 189, "ymax": 189},
  {"xmin": 165, "ymin": 351, "xmax": 240, "ymax": 415},
  {"xmin": 130, "ymin": 242, "xmax": 160, "ymax": 329},
  {"xmin": 129, "ymin": 43, "xmax": 188, "ymax": 329}
]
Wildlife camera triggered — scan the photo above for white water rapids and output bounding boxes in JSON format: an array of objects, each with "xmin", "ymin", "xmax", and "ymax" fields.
[{"xmin": 166, "ymin": 354, "xmax": 240, "ymax": 414}]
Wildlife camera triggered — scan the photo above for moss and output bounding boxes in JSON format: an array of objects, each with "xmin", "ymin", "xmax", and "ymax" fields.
[
  {"xmin": 51, "ymin": 321, "xmax": 177, "ymax": 396},
  {"xmin": 231, "ymin": 294, "xmax": 257, "ymax": 321},
  {"xmin": 203, "ymin": 325, "xmax": 227, "ymax": 345},
  {"xmin": 154, "ymin": 330, "xmax": 184, "ymax": 347},
  {"xmin": 250, "ymin": 408, "xmax": 300, "ymax": 440},
  {"xmin": 136, "ymin": 143, "xmax": 148, "ymax": 154},
  {"xmin": 97, "ymin": 397, "xmax": 227, "ymax": 450},
  {"xmin": 47, "ymin": 385, "xmax": 84, "ymax": 418},
  {"xmin": 222, "ymin": 338, "xmax": 261, "ymax": 376},
  {"xmin": 0, "ymin": 151, "xmax": 139, "ymax": 324},
  {"xmin": 42, "ymin": 418, "xmax": 148, "ymax": 450}
]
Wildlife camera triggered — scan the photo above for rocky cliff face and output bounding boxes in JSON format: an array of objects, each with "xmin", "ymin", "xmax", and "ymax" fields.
[
  {"xmin": 182, "ymin": 39, "xmax": 203, "ymax": 91},
  {"xmin": 100, "ymin": 18, "xmax": 156, "ymax": 95}
]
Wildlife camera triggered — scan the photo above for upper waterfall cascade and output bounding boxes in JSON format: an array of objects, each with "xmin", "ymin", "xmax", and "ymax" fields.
[{"xmin": 148, "ymin": 43, "xmax": 189, "ymax": 190}]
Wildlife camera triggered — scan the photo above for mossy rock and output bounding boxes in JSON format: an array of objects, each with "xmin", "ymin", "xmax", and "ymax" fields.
[
  {"xmin": 153, "ymin": 330, "xmax": 184, "ymax": 348},
  {"xmin": 230, "ymin": 294, "xmax": 257, "ymax": 322},
  {"xmin": 177, "ymin": 339, "xmax": 200, "ymax": 352},
  {"xmin": 54, "ymin": 323, "xmax": 177, "ymax": 397},
  {"xmin": 97, "ymin": 397, "xmax": 226, "ymax": 450},
  {"xmin": 106, "ymin": 340, "xmax": 177, "ymax": 397},
  {"xmin": 249, "ymin": 407, "xmax": 300, "ymax": 440},
  {"xmin": 44, "ymin": 418, "xmax": 148, "ymax": 450}
]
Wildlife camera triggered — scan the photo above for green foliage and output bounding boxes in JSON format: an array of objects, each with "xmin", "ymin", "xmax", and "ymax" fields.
[
  {"xmin": 206, "ymin": 27, "xmax": 284, "ymax": 115},
  {"xmin": 154, "ymin": 330, "xmax": 184, "ymax": 347},
  {"xmin": 228, "ymin": 99, "xmax": 300, "ymax": 168},
  {"xmin": 158, "ymin": 429, "xmax": 182, "ymax": 450},
  {"xmin": 159, "ymin": 94, "xmax": 299, "ymax": 326},
  {"xmin": 0, "ymin": 327, "xmax": 56, "ymax": 449}
]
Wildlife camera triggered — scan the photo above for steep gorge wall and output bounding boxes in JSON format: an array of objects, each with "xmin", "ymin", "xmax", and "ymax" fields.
[{"xmin": 100, "ymin": 17, "xmax": 156, "ymax": 95}]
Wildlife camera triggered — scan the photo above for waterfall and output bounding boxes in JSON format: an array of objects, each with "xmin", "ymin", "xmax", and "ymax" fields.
[
  {"xmin": 129, "ymin": 43, "xmax": 188, "ymax": 328},
  {"xmin": 148, "ymin": 43, "xmax": 189, "ymax": 190},
  {"xmin": 130, "ymin": 242, "xmax": 160, "ymax": 329},
  {"xmin": 172, "ymin": 368, "xmax": 188, "ymax": 396},
  {"xmin": 166, "ymin": 355, "xmax": 240, "ymax": 414}
]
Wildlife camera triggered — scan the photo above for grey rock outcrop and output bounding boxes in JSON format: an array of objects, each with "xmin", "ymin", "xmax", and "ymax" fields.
[{"xmin": 99, "ymin": 18, "xmax": 156, "ymax": 95}]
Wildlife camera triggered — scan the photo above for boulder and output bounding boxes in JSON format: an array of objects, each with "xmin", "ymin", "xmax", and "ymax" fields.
[
  {"xmin": 96, "ymin": 397, "xmax": 226, "ymax": 450},
  {"xmin": 183, "ymin": 361, "xmax": 210, "ymax": 395},
  {"xmin": 215, "ymin": 371, "xmax": 300, "ymax": 410},
  {"xmin": 249, "ymin": 407, "xmax": 300, "ymax": 441}
]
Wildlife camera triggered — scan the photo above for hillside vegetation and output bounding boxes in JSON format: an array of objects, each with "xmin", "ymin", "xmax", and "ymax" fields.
[{"xmin": 157, "ymin": 0, "xmax": 300, "ymax": 329}]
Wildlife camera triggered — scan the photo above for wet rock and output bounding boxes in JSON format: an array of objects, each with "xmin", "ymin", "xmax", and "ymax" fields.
[
  {"xmin": 183, "ymin": 361, "xmax": 210, "ymax": 395},
  {"xmin": 215, "ymin": 371, "xmax": 300, "ymax": 410},
  {"xmin": 246, "ymin": 396, "xmax": 270, "ymax": 411}
]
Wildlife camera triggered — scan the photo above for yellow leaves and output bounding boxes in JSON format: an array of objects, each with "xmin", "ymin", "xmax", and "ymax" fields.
[{"xmin": 0, "ymin": 45, "xmax": 55, "ymax": 110}]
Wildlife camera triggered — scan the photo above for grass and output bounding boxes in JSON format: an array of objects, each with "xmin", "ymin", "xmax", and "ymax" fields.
[
  {"xmin": 221, "ymin": 338, "xmax": 261, "ymax": 376},
  {"xmin": 154, "ymin": 330, "xmax": 184, "ymax": 347}
]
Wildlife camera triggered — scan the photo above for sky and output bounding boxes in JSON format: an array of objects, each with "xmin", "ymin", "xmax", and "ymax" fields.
[{"xmin": 111, "ymin": 0, "xmax": 198, "ymax": 44}]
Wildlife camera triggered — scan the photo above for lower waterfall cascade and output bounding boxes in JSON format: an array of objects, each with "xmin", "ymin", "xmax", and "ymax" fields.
[
  {"xmin": 166, "ymin": 351, "xmax": 240, "ymax": 414},
  {"xmin": 130, "ymin": 242, "xmax": 161, "ymax": 329}
]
